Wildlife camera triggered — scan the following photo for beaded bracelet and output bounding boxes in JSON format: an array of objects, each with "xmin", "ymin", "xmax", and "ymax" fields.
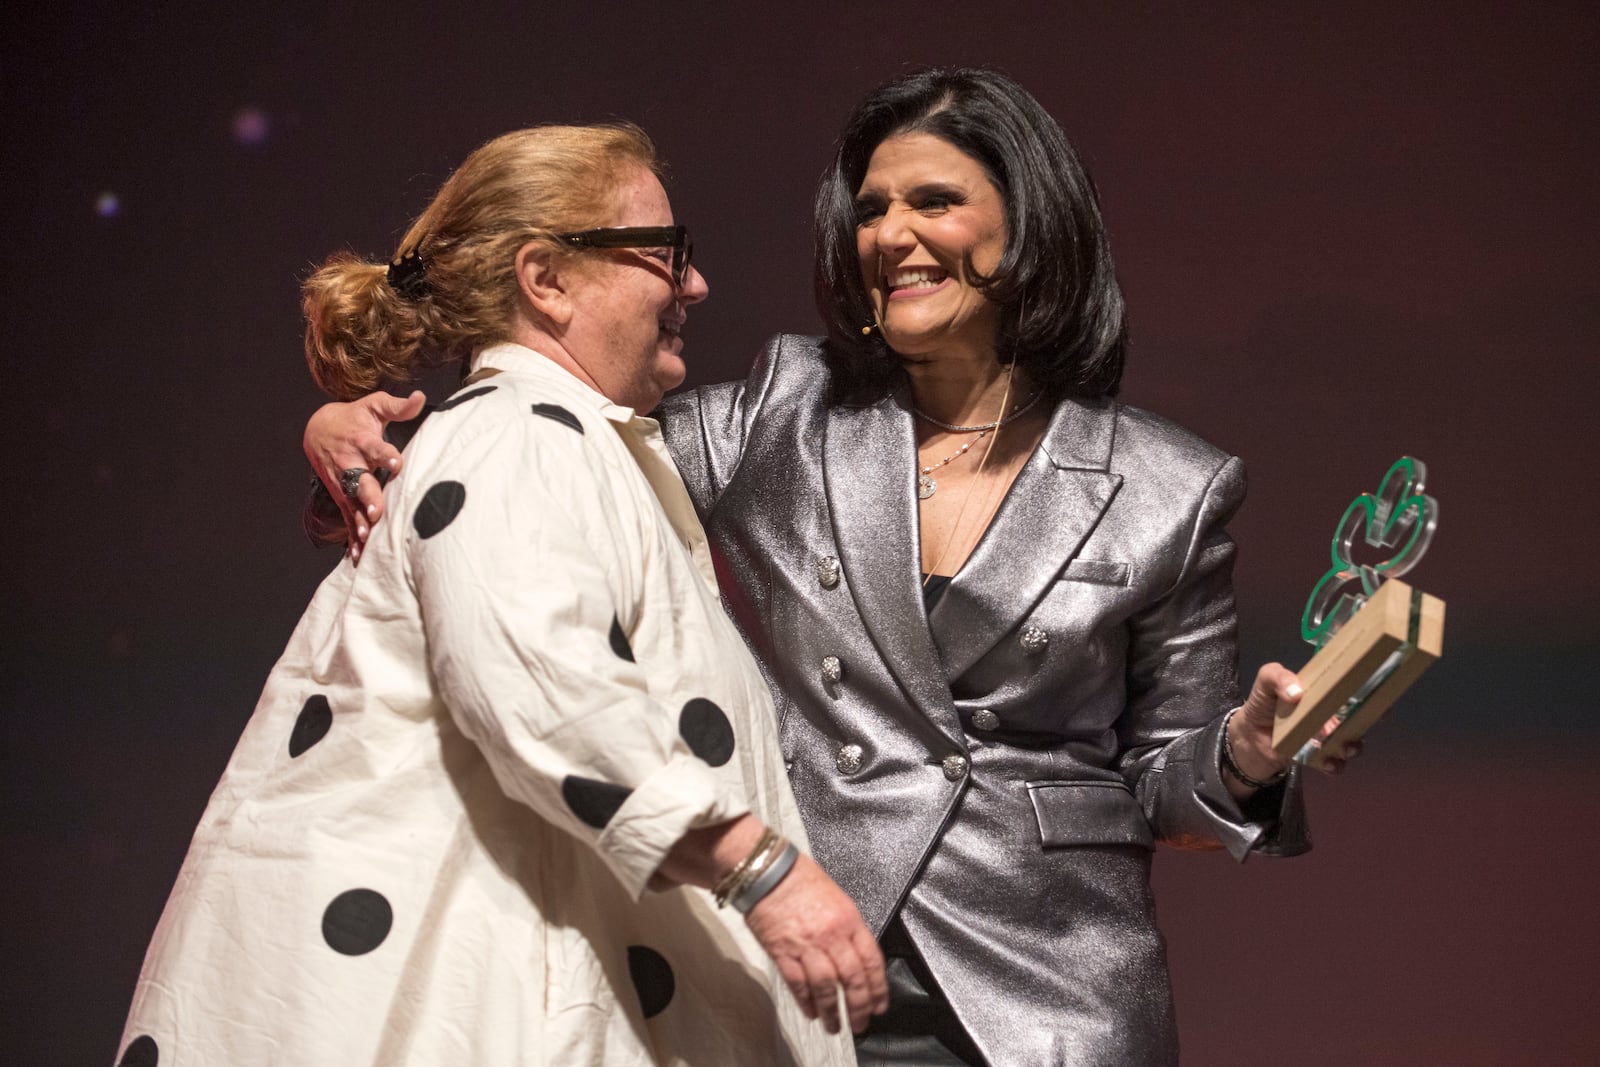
[{"xmin": 1220, "ymin": 708, "xmax": 1288, "ymax": 790}]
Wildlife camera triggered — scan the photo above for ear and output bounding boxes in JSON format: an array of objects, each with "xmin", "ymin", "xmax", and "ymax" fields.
[{"xmin": 514, "ymin": 241, "xmax": 573, "ymax": 327}]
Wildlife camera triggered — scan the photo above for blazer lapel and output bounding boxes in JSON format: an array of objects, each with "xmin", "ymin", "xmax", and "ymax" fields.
[
  {"xmin": 823, "ymin": 390, "xmax": 965, "ymax": 743},
  {"xmin": 933, "ymin": 397, "xmax": 1124, "ymax": 680}
]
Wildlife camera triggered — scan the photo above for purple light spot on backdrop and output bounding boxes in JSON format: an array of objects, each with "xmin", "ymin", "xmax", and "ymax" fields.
[
  {"xmin": 232, "ymin": 107, "xmax": 270, "ymax": 145},
  {"xmin": 95, "ymin": 192, "xmax": 119, "ymax": 218}
]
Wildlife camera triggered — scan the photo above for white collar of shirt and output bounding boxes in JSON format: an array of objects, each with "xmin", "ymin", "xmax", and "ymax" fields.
[
  {"xmin": 466, "ymin": 342, "xmax": 717, "ymax": 593},
  {"xmin": 469, "ymin": 342, "xmax": 642, "ymax": 427}
]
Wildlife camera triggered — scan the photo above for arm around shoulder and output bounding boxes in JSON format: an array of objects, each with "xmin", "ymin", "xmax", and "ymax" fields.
[{"xmin": 656, "ymin": 334, "xmax": 819, "ymax": 516}]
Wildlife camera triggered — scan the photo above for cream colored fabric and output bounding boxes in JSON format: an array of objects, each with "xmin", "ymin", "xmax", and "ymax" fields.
[{"xmin": 119, "ymin": 343, "xmax": 851, "ymax": 1066}]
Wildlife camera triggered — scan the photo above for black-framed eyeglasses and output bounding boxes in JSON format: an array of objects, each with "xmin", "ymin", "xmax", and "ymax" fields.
[{"xmin": 557, "ymin": 225, "xmax": 693, "ymax": 288}]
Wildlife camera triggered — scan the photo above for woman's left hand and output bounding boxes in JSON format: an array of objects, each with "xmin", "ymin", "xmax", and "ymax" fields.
[{"xmin": 1227, "ymin": 664, "xmax": 1363, "ymax": 795}]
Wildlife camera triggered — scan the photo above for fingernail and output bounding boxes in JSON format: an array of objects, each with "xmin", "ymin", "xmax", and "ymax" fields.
[
  {"xmin": 1286, "ymin": 682, "xmax": 1303, "ymax": 698},
  {"xmin": 357, "ymin": 524, "xmax": 368, "ymax": 540},
  {"xmin": 388, "ymin": 457, "xmax": 400, "ymax": 470},
  {"xmin": 351, "ymin": 546, "xmax": 360, "ymax": 563},
  {"xmin": 367, "ymin": 504, "xmax": 377, "ymax": 519}
]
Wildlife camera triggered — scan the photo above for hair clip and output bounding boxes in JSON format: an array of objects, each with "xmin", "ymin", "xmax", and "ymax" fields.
[{"xmin": 386, "ymin": 249, "xmax": 430, "ymax": 300}]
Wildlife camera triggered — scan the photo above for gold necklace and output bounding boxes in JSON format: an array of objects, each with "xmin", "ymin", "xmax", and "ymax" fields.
[
  {"xmin": 917, "ymin": 427, "xmax": 993, "ymax": 499},
  {"xmin": 921, "ymin": 365, "xmax": 1018, "ymax": 583}
]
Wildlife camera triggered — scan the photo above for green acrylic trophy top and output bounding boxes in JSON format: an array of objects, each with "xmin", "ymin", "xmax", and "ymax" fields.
[{"xmin": 1301, "ymin": 457, "xmax": 1438, "ymax": 649}]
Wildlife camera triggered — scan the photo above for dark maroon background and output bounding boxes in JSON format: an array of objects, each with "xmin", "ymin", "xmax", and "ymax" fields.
[{"xmin": 4, "ymin": 4, "xmax": 1597, "ymax": 1063}]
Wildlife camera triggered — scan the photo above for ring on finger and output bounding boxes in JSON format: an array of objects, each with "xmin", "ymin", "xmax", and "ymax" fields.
[{"xmin": 337, "ymin": 467, "xmax": 368, "ymax": 501}]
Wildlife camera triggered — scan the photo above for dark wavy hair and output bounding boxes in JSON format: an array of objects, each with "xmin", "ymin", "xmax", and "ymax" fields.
[{"xmin": 813, "ymin": 68, "xmax": 1127, "ymax": 405}]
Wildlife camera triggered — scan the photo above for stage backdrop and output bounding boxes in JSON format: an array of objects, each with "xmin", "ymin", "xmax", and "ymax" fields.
[{"xmin": 3, "ymin": 4, "xmax": 1597, "ymax": 1063}]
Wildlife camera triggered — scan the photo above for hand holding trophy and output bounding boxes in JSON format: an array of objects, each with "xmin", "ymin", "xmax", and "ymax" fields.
[{"xmin": 1273, "ymin": 457, "xmax": 1445, "ymax": 768}]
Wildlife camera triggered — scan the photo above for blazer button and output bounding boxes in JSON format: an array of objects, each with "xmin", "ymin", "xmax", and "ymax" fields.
[
  {"xmin": 1019, "ymin": 624, "xmax": 1049, "ymax": 654},
  {"xmin": 836, "ymin": 744, "xmax": 864, "ymax": 775},
  {"xmin": 821, "ymin": 655, "xmax": 844, "ymax": 683},
  {"xmin": 942, "ymin": 754, "xmax": 969, "ymax": 781},
  {"xmin": 817, "ymin": 555, "xmax": 841, "ymax": 589},
  {"xmin": 971, "ymin": 709, "xmax": 1000, "ymax": 731}
]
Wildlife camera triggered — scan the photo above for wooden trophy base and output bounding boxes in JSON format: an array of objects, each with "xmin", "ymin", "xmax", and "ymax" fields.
[{"xmin": 1272, "ymin": 578, "xmax": 1445, "ymax": 768}]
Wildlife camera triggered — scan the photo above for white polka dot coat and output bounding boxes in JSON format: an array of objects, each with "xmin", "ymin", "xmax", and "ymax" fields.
[{"xmin": 118, "ymin": 344, "xmax": 854, "ymax": 1067}]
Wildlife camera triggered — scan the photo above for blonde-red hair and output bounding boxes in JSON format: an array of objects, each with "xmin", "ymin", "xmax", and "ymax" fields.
[{"xmin": 302, "ymin": 123, "xmax": 659, "ymax": 399}]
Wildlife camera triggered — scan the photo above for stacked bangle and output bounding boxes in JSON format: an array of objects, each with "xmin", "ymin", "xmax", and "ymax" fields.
[
  {"xmin": 712, "ymin": 827, "xmax": 800, "ymax": 913},
  {"xmin": 733, "ymin": 841, "xmax": 799, "ymax": 914},
  {"xmin": 1220, "ymin": 708, "xmax": 1289, "ymax": 790}
]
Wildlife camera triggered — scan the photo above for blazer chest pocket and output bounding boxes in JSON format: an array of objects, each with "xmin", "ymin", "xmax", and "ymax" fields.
[
  {"xmin": 1026, "ymin": 780, "xmax": 1154, "ymax": 850},
  {"xmin": 1063, "ymin": 558, "xmax": 1130, "ymax": 586}
]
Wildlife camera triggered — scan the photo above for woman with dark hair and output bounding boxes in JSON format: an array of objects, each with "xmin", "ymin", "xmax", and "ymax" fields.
[
  {"xmin": 306, "ymin": 70, "xmax": 1349, "ymax": 1066},
  {"xmin": 811, "ymin": 67, "xmax": 1126, "ymax": 407}
]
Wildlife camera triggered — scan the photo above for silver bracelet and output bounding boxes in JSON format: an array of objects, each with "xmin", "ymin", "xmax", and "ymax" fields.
[
  {"xmin": 713, "ymin": 827, "xmax": 779, "ymax": 909},
  {"xmin": 732, "ymin": 841, "xmax": 800, "ymax": 914}
]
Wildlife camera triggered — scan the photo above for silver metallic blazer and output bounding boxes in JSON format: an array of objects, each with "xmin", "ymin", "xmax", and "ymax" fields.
[{"xmin": 659, "ymin": 335, "xmax": 1309, "ymax": 1066}]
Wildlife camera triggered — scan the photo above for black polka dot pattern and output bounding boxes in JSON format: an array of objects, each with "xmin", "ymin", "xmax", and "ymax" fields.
[
  {"xmin": 561, "ymin": 775, "xmax": 632, "ymax": 828},
  {"xmin": 413, "ymin": 481, "xmax": 466, "ymax": 539},
  {"xmin": 322, "ymin": 888, "xmax": 393, "ymax": 956},
  {"xmin": 436, "ymin": 384, "xmax": 498, "ymax": 411},
  {"xmin": 288, "ymin": 694, "xmax": 332, "ymax": 758},
  {"xmin": 118, "ymin": 1035, "xmax": 159, "ymax": 1067},
  {"xmin": 627, "ymin": 945, "xmax": 676, "ymax": 1018},
  {"xmin": 678, "ymin": 698, "xmax": 735, "ymax": 767},
  {"xmin": 530, "ymin": 403, "xmax": 584, "ymax": 434},
  {"xmin": 609, "ymin": 615, "xmax": 635, "ymax": 662}
]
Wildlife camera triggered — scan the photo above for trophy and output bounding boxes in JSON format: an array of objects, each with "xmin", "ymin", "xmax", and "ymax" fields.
[{"xmin": 1273, "ymin": 457, "xmax": 1445, "ymax": 768}]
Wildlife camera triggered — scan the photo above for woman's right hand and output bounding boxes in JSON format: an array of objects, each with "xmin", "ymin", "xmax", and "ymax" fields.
[
  {"xmin": 304, "ymin": 390, "xmax": 426, "ymax": 554},
  {"xmin": 744, "ymin": 851, "xmax": 890, "ymax": 1036}
]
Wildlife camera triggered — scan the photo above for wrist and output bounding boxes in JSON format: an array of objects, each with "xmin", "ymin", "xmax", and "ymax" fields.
[
  {"xmin": 658, "ymin": 813, "xmax": 763, "ymax": 891},
  {"xmin": 712, "ymin": 826, "xmax": 799, "ymax": 912},
  {"xmin": 1221, "ymin": 708, "xmax": 1288, "ymax": 790},
  {"xmin": 730, "ymin": 840, "xmax": 800, "ymax": 914}
]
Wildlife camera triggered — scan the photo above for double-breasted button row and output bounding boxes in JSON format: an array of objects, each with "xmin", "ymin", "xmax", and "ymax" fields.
[
  {"xmin": 833, "ymin": 745, "xmax": 971, "ymax": 782},
  {"xmin": 818, "ymin": 557, "xmax": 845, "ymax": 688}
]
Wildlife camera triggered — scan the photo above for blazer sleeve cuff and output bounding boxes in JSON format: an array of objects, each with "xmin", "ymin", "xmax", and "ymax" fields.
[
  {"xmin": 1140, "ymin": 715, "xmax": 1312, "ymax": 861},
  {"xmin": 1191, "ymin": 715, "xmax": 1312, "ymax": 861}
]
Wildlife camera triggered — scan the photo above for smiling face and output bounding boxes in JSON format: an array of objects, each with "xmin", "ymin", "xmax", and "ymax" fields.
[
  {"xmin": 854, "ymin": 132, "xmax": 1008, "ymax": 363},
  {"xmin": 564, "ymin": 166, "xmax": 708, "ymax": 412}
]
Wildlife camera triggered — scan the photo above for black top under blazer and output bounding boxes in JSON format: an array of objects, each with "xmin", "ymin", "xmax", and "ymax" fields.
[{"xmin": 658, "ymin": 334, "xmax": 1310, "ymax": 1066}]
